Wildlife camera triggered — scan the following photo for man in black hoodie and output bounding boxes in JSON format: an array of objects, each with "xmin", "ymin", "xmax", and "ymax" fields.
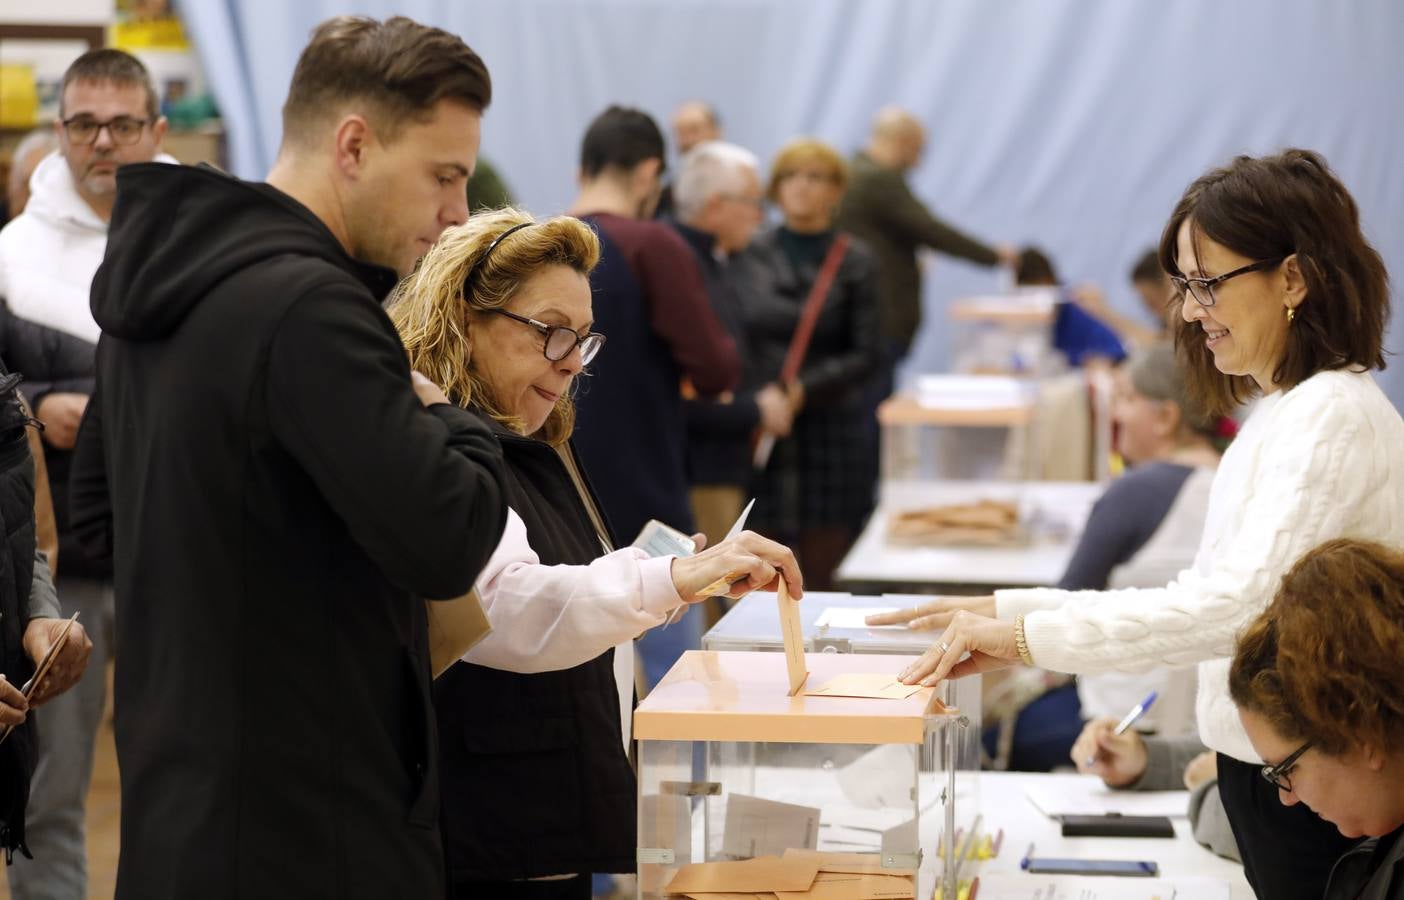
[{"xmin": 68, "ymin": 17, "xmax": 507, "ymax": 900}]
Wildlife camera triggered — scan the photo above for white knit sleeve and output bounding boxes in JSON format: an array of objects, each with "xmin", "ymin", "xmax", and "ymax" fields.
[{"xmin": 1020, "ymin": 386, "xmax": 1369, "ymax": 674}]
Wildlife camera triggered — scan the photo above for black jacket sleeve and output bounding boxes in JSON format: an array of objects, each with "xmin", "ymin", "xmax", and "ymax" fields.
[
  {"xmin": 266, "ymin": 284, "xmax": 508, "ymax": 600},
  {"xmin": 0, "ymin": 299, "xmax": 96, "ymax": 411},
  {"xmin": 69, "ymin": 375, "xmax": 112, "ymax": 563}
]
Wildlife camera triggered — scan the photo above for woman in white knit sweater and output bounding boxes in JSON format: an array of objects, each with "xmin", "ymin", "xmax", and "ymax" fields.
[{"xmin": 876, "ymin": 149, "xmax": 1402, "ymax": 900}]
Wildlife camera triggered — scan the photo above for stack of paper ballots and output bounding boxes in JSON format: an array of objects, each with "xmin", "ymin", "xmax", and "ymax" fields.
[{"xmin": 665, "ymin": 848, "xmax": 916, "ymax": 899}]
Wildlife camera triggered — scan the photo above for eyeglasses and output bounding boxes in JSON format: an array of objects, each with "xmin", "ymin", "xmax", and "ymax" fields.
[
  {"xmin": 718, "ymin": 192, "xmax": 765, "ymax": 210},
  {"xmin": 781, "ymin": 169, "xmax": 837, "ymax": 186},
  {"xmin": 61, "ymin": 115, "xmax": 149, "ymax": 147},
  {"xmin": 1171, "ymin": 258, "xmax": 1284, "ymax": 308},
  {"xmin": 489, "ymin": 309, "xmax": 606, "ymax": 365},
  {"xmin": 1260, "ymin": 739, "xmax": 1313, "ymax": 792}
]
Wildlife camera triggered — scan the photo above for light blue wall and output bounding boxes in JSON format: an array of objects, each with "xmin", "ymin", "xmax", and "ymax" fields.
[{"xmin": 184, "ymin": 0, "xmax": 1404, "ymax": 406}]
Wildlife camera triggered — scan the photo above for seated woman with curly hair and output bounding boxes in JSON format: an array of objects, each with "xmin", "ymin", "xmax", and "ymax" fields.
[{"xmin": 1231, "ymin": 538, "xmax": 1404, "ymax": 900}]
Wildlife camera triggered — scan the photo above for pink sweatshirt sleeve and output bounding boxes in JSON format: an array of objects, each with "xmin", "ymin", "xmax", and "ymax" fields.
[{"xmin": 465, "ymin": 508, "xmax": 685, "ymax": 673}]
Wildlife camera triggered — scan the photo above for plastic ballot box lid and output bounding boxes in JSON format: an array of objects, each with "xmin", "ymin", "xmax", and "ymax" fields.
[{"xmin": 634, "ymin": 650, "xmax": 954, "ymax": 746}]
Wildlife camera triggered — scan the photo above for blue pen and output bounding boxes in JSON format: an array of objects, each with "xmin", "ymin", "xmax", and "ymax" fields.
[{"xmin": 1085, "ymin": 690, "xmax": 1158, "ymax": 767}]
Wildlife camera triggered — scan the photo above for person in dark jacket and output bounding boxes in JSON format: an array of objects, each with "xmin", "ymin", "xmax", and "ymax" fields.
[
  {"xmin": 66, "ymin": 17, "xmax": 508, "ymax": 900},
  {"xmin": 668, "ymin": 141, "xmax": 785, "ymax": 564},
  {"xmin": 567, "ymin": 106, "xmax": 741, "ymax": 687},
  {"xmin": 1230, "ymin": 538, "xmax": 1404, "ymax": 900},
  {"xmin": 0, "ymin": 358, "xmax": 92, "ymax": 862},
  {"xmin": 389, "ymin": 209, "xmax": 801, "ymax": 899},
  {"xmin": 0, "ymin": 49, "xmax": 170, "ymax": 894},
  {"xmin": 743, "ymin": 138, "xmax": 881, "ymax": 590},
  {"xmin": 838, "ymin": 108, "xmax": 1010, "ymax": 355}
]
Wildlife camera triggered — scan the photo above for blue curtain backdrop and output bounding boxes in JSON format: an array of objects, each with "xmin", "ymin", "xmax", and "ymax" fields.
[{"xmin": 182, "ymin": 0, "xmax": 1404, "ymax": 407}]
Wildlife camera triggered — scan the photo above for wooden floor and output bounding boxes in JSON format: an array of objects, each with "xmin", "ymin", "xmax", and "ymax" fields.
[{"xmin": 0, "ymin": 663, "xmax": 120, "ymax": 900}]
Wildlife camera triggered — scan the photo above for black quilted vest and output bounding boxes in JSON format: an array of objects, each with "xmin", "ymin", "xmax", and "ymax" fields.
[{"xmin": 434, "ymin": 420, "xmax": 636, "ymax": 883}]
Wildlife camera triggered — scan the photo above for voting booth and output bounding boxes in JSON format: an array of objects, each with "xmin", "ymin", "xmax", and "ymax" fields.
[{"xmin": 634, "ymin": 649, "xmax": 968, "ymax": 899}]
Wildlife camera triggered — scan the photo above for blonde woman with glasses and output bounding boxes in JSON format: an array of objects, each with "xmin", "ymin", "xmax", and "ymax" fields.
[{"xmin": 388, "ymin": 208, "xmax": 801, "ymax": 899}]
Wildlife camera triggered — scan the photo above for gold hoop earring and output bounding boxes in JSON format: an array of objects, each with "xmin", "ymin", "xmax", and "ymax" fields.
[{"xmin": 1286, "ymin": 306, "xmax": 1296, "ymax": 324}]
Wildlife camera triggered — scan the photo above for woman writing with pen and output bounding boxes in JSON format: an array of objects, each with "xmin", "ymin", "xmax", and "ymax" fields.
[{"xmin": 871, "ymin": 149, "xmax": 1404, "ymax": 899}]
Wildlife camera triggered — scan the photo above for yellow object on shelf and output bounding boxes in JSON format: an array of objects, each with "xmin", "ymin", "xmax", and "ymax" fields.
[
  {"xmin": 0, "ymin": 64, "xmax": 40, "ymax": 129},
  {"xmin": 113, "ymin": 17, "xmax": 189, "ymax": 50}
]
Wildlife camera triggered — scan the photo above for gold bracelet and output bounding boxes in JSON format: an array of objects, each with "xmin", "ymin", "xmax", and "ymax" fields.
[{"xmin": 1014, "ymin": 614, "xmax": 1035, "ymax": 665}]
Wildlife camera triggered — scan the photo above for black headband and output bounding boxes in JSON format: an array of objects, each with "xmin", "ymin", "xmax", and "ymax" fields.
[{"xmin": 464, "ymin": 221, "xmax": 534, "ymax": 293}]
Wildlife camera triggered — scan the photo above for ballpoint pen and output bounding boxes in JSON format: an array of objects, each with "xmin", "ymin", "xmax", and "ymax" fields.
[{"xmin": 1086, "ymin": 690, "xmax": 1158, "ymax": 767}]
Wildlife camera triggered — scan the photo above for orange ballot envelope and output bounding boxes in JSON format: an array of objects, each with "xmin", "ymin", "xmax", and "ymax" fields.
[
  {"xmin": 666, "ymin": 855, "xmax": 821, "ymax": 894},
  {"xmin": 426, "ymin": 588, "xmax": 491, "ymax": 678},
  {"xmin": 776, "ymin": 581, "xmax": 807, "ymax": 695}
]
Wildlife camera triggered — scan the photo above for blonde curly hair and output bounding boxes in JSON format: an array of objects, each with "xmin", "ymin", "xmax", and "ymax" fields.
[{"xmin": 388, "ymin": 208, "xmax": 601, "ymax": 446}]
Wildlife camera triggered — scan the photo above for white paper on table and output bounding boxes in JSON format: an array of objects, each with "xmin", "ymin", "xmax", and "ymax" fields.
[
  {"xmin": 975, "ymin": 874, "xmax": 1230, "ymax": 899},
  {"xmin": 1024, "ymin": 777, "xmax": 1190, "ymax": 819},
  {"xmin": 814, "ymin": 607, "xmax": 906, "ymax": 630}
]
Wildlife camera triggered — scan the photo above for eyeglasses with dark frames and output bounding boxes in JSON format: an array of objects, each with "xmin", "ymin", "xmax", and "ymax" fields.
[
  {"xmin": 1260, "ymin": 739, "xmax": 1313, "ymax": 792},
  {"xmin": 61, "ymin": 115, "xmax": 149, "ymax": 147},
  {"xmin": 1171, "ymin": 257, "xmax": 1285, "ymax": 308},
  {"xmin": 489, "ymin": 309, "xmax": 606, "ymax": 365}
]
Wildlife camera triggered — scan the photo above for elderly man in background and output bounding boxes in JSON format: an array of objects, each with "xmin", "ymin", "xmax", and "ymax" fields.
[
  {"xmin": 667, "ymin": 142, "xmax": 790, "ymax": 597},
  {"xmin": 839, "ymin": 108, "xmax": 1013, "ymax": 500},
  {"xmin": 671, "ymin": 100, "xmax": 722, "ymax": 155},
  {"xmin": 840, "ymin": 107, "xmax": 1013, "ymax": 402},
  {"xmin": 657, "ymin": 99, "xmax": 723, "ymax": 218}
]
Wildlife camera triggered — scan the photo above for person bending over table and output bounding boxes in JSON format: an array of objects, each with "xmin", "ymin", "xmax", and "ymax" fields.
[
  {"xmin": 388, "ymin": 209, "xmax": 801, "ymax": 900},
  {"xmin": 1230, "ymin": 538, "xmax": 1404, "ymax": 899},
  {"xmin": 870, "ymin": 148, "xmax": 1403, "ymax": 900},
  {"xmin": 987, "ymin": 341, "xmax": 1221, "ymax": 771}
]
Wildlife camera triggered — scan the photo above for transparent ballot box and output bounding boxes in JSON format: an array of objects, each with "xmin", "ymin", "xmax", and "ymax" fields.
[
  {"xmin": 634, "ymin": 650, "xmax": 968, "ymax": 899},
  {"xmin": 879, "ymin": 376, "xmax": 1040, "ymax": 482},
  {"xmin": 702, "ymin": 591, "xmax": 982, "ymax": 777},
  {"xmin": 947, "ymin": 289, "xmax": 1060, "ymax": 377}
]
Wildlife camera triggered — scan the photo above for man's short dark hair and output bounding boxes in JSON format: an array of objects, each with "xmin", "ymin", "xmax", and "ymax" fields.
[
  {"xmin": 61, "ymin": 49, "xmax": 160, "ymax": 120},
  {"xmin": 580, "ymin": 106, "xmax": 666, "ymax": 178},
  {"xmin": 1130, "ymin": 248, "xmax": 1164, "ymax": 284},
  {"xmin": 281, "ymin": 16, "xmax": 491, "ymax": 148}
]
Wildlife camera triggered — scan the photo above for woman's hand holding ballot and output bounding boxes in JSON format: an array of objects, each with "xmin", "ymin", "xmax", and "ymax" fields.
[
  {"xmin": 669, "ymin": 530, "xmax": 804, "ymax": 603},
  {"xmin": 866, "ymin": 594, "xmax": 996, "ymax": 630}
]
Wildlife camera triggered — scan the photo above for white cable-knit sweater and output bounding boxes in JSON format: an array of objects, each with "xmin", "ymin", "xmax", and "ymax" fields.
[{"xmin": 995, "ymin": 368, "xmax": 1404, "ymax": 763}]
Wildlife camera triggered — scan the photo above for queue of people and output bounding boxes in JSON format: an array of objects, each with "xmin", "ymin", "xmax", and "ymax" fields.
[{"xmin": 0, "ymin": 12, "xmax": 1399, "ymax": 900}]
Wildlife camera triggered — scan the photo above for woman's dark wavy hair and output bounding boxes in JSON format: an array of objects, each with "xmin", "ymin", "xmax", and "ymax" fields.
[{"xmin": 1158, "ymin": 149, "xmax": 1389, "ymax": 416}]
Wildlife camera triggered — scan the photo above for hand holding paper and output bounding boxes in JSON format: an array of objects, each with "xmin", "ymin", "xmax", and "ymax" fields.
[
  {"xmin": 21, "ymin": 612, "xmax": 91, "ymax": 706},
  {"xmin": 671, "ymin": 530, "xmax": 804, "ymax": 603}
]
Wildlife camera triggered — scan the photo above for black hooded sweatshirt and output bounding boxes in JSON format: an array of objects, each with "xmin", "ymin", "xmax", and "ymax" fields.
[{"xmin": 68, "ymin": 162, "xmax": 508, "ymax": 900}]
